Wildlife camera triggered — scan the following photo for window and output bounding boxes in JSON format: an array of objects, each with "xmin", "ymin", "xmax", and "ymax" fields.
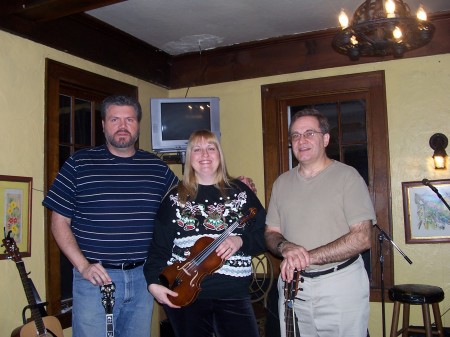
[
  {"xmin": 45, "ymin": 59, "xmax": 137, "ymax": 326},
  {"xmin": 261, "ymin": 71, "xmax": 392, "ymax": 301}
]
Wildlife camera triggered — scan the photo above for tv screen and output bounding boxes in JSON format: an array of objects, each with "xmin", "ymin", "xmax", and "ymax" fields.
[
  {"xmin": 151, "ymin": 97, "xmax": 220, "ymax": 152},
  {"xmin": 161, "ymin": 102, "xmax": 211, "ymax": 140}
]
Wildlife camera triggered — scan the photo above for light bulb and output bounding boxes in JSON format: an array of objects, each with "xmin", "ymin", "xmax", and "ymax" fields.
[
  {"xmin": 434, "ymin": 155, "xmax": 446, "ymax": 169},
  {"xmin": 385, "ymin": 0, "xmax": 396, "ymax": 18},
  {"xmin": 350, "ymin": 35, "xmax": 358, "ymax": 45},
  {"xmin": 393, "ymin": 26, "xmax": 402, "ymax": 40},
  {"xmin": 339, "ymin": 9, "xmax": 349, "ymax": 29},
  {"xmin": 417, "ymin": 5, "xmax": 427, "ymax": 21}
]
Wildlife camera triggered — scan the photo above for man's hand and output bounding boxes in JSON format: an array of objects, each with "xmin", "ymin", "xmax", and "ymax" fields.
[
  {"xmin": 279, "ymin": 242, "xmax": 310, "ymax": 282},
  {"xmin": 238, "ymin": 176, "xmax": 257, "ymax": 193},
  {"xmin": 80, "ymin": 262, "xmax": 112, "ymax": 286}
]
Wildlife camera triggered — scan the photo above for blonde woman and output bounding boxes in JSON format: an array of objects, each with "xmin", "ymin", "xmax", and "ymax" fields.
[{"xmin": 144, "ymin": 129, "xmax": 266, "ymax": 337}]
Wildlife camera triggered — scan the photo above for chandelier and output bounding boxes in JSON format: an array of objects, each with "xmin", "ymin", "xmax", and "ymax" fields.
[{"xmin": 332, "ymin": 0, "xmax": 435, "ymax": 60}]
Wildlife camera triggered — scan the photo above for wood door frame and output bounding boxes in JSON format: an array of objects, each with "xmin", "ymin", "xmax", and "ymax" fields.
[
  {"xmin": 261, "ymin": 71, "xmax": 393, "ymax": 301},
  {"xmin": 44, "ymin": 59, "xmax": 138, "ymax": 327}
]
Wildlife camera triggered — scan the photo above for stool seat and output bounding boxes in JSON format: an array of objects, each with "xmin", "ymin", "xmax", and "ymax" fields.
[
  {"xmin": 389, "ymin": 284, "xmax": 445, "ymax": 304},
  {"xmin": 389, "ymin": 284, "xmax": 445, "ymax": 337}
]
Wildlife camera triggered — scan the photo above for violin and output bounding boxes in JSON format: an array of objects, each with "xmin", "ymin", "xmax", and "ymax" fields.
[{"xmin": 159, "ymin": 207, "xmax": 257, "ymax": 307}]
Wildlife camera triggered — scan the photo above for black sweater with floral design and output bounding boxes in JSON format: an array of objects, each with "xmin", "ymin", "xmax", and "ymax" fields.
[{"xmin": 144, "ymin": 179, "xmax": 266, "ymax": 300}]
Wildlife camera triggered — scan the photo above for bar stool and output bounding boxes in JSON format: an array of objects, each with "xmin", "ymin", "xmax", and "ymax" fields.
[{"xmin": 389, "ymin": 284, "xmax": 445, "ymax": 337}]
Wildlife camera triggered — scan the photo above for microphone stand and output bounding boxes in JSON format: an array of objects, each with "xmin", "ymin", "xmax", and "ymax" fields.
[
  {"xmin": 424, "ymin": 184, "xmax": 450, "ymax": 212},
  {"xmin": 373, "ymin": 224, "xmax": 412, "ymax": 337}
]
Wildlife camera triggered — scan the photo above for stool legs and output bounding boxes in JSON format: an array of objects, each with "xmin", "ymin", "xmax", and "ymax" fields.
[
  {"xmin": 402, "ymin": 304, "xmax": 410, "ymax": 337},
  {"xmin": 431, "ymin": 303, "xmax": 445, "ymax": 337},
  {"xmin": 421, "ymin": 303, "xmax": 432, "ymax": 337},
  {"xmin": 390, "ymin": 301, "xmax": 400, "ymax": 337},
  {"xmin": 390, "ymin": 301, "xmax": 444, "ymax": 337}
]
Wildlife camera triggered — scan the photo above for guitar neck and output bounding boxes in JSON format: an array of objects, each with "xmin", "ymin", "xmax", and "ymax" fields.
[
  {"xmin": 16, "ymin": 261, "xmax": 47, "ymax": 335},
  {"xmin": 284, "ymin": 270, "xmax": 301, "ymax": 337},
  {"xmin": 285, "ymin": 302, "xmax": 296, "ymax": 337},
  {"xmin": 101, "ymin": 283, "xmax": 116, "ymax": 337},
  {"xmin": 106, "ymin": 313, "xmax": 114, "ymax": 337}
]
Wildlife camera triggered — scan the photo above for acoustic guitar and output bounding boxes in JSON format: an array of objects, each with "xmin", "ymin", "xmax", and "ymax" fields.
[
  {"xmin": 2, "ymin": 232, "xmax": 64, "ymax": 337},
  {"xmin": 284, "ymin": 269, "xmax": 303, "ymax": 337}
]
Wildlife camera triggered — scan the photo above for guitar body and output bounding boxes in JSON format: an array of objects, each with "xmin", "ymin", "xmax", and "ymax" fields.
[{"xmin": 11, "ymin": 316, "xmax": 64, "ymax": 337}]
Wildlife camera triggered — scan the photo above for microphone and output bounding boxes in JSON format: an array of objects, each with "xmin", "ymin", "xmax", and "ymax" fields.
[{"xmin": 422, "ymin": 178, "xmax": 439, "ymax": 193}]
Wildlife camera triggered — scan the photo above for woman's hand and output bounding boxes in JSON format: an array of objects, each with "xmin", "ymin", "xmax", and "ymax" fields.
[
  {"xmin": 216, "ymin": 236, "xmax": 243, "ymax": 259},
  {"xmin": 148, "ymin": 284, "xmax": 181, "ymax": 308}
]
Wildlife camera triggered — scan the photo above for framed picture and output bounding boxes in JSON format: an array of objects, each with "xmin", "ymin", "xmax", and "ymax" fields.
[
  {"xmin": 402, "ymin": 179, "xmax": 450, "ymax": 244},
  {"xmin": 0, "ymin": 175, "xmax": 32, "ymax": 258}
]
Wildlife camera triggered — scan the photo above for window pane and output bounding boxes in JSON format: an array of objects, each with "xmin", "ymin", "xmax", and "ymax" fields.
[
  {"xmin": 94, "ymin": 102, "xmax": 104, "ymax": 146},
  {"xmin": 341, "ymin": 100, "xmax": 367, "ymax": 143},
  {"xmin": 342, "ymin": 145, "xmax": 369, "ymax": 184},
  {"xmin": 74, "ymin": 98, "xmax": 92, "ymax": 145},
  {"xmin": 314, "ymin": 103, "xmax": 339, "ymax": 160},
  {"xmin": 59, "ymin": 95, "xmax": 71, "ymax": 144},
  {"xmin": 58, "ymin": 145, "xmax": 71, "ymax": 169}
]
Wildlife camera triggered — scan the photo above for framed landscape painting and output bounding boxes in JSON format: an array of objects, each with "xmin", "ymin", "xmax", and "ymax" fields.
[{"xmin": 402, "ymin": 179, "xmax": 450, "ymax": 243}]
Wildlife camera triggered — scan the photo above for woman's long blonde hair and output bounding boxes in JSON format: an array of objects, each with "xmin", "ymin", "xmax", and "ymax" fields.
[{"xmin": 178, "ymin": 129, "xmax": 233, "ymax": 204}]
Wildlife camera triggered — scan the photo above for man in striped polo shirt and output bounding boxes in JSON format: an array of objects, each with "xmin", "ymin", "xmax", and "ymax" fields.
[{"xmin": 43, "ymin": 95, "xmax": 179, "ymax": 337}]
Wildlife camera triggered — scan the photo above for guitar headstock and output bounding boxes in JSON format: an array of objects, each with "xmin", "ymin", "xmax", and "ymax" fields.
[
  {"xmin": 100, "ymin": 282, "xmax": 116, "ymax": 314},
  {"xmin": 2, "ymin": 231, "xmax": 22, "ymax": 263},
  {"xmin": 284, "ymin": 270, "xmax": 303, "ymax": 301}
]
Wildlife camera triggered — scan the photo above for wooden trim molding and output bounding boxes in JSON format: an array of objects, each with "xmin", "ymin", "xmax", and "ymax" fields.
[{"xmin": 0, "ymin": 5, "xmax": 449, "ymax": 89}]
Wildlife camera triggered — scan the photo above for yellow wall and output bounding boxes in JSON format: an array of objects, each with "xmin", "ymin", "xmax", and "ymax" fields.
[
  {"xmin": 1, "ymin": 28, "xmax": 449, "ymax": 337},
  {"xmin": 0, "ymin": 30, "xmax": 166, "ymax": 336},
  {"xmin": 172, "ymin": 58, "xmax": 450, "ymax": 335}
]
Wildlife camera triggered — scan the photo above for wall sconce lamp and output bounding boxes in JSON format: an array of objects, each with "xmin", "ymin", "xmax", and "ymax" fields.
[{"xmin": 429, "ymin": 133, "xmax": 448, "ymax": 169}]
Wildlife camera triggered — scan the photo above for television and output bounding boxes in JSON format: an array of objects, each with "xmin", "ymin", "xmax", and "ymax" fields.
[{"xmin": 150, "ymin": 97, "xmax": 220, "ymax": 153}]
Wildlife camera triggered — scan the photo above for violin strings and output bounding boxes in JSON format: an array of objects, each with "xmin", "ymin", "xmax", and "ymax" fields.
[{"xmin": 180, "ymin": 213, "xmax": 250, "ymax": 274}]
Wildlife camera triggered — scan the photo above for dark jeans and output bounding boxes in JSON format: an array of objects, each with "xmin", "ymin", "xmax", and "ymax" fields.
[{"xmin": 164, "ymin": 298, "xmax": 259, "ymax": 337}]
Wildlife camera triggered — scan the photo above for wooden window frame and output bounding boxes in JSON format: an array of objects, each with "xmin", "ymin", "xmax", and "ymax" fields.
[
  {"xmin": 261, "ymin": 71, "xmax": 393, "ymax": 302},
  {"xmin": 44, "ymin": 59, "xmax": 138, "ymax": 327}
]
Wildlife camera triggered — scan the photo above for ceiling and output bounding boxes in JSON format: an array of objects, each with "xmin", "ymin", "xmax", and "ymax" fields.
[
  {"xmin": 87, "ymin": 0, "xmax": 450, "ymax": 55},
  {"xmin": 1, "ymin": 0, "xmax": 449, "ymax": 88}
]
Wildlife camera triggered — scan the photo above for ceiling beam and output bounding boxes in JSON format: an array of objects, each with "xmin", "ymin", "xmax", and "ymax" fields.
[
  {"xmin": 4, "ymin": 0, "xmax": 126, "ymax": 22},
  {"xmin": 0, "ymin": 3, "xmax": 448, "ymax": 90},
  {"xmin": 0, "ymin": 8, "xmax": 171, "ymax": 88}
]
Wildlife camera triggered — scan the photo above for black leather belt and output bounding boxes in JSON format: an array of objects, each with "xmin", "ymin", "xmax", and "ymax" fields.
[
  {"xmin": 88, "ymin": 259, "xmax": 145, "ymax": 270},
  {"xmin": 300, "ymin": 255, "xmax": 359, "ymax": 278}
]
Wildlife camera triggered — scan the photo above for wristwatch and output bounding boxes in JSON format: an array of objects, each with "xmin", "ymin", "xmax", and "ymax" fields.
[{"xmin": 276, "ymin": 239, "xmax": 288, "ymax": 254}]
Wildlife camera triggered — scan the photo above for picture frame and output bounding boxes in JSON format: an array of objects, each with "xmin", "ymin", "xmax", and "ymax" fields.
[
  {"xmin": 402, "ymin": 179, "xmax": 450, "ymax": 244},
  {"xmin": 0, "ymin": 175, "xmax": 32, "ymax": 258}
]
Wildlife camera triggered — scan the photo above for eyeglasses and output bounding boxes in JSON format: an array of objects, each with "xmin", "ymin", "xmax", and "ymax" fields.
[{"xmin": 289, "ymin": 130, "xmax": 323, "ymax": 142}]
